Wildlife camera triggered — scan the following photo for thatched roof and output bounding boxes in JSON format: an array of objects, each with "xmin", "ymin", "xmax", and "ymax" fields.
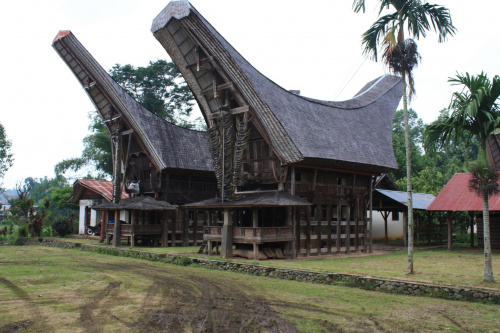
[
  {"xmin": 52, "ymin": 31, "xmax": 213, "ymax": 173},
  {"xmin": 182, "ymin": 191, "xmax": 311, "ymax": 209},
  {"xmin": 67, "ymin": 179, "xmax": 129, "ymax": 203},
  {"xmin": 93, "ymin": 196, "xmax": 177, "ymax": 211},
  {"xmin": 152, "ymin": 1, "xmax": 402, "ymax": 174}
]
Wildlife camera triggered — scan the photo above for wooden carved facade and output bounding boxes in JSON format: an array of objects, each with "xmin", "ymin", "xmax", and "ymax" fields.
[
  {"xmin": 53, "ymin": 31, "xmax": 218, "ymax": 247},
  {"xmin": 152, "ymin": 1, "xmax": 402, "ymax": 259}
]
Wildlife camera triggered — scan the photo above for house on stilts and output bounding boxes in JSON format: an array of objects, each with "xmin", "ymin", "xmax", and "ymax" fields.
[
  {"xmin": 53, "ymin": 31, "xmax": 218, "ymax": 247},
  {"xmin": 151, "ymin": 1, "xmax": 403, "ymax": 259}
]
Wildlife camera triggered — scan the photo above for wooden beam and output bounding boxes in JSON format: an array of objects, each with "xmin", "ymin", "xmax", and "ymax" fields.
[
  {"xmin": 185, "ymin": 56, "xmax": 214, "ymax": 70},
  {"xmin": 207, "ymin": 105, "xmax": 250, "ymax": 120},
  {"xmin": 201, "ymin": 81, "xmax": 234, "ymax": 95}
]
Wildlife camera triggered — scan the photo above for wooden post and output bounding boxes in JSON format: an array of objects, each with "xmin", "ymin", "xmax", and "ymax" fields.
[
  {"xmin": 253, "ymin": 208, "xmax": 259, "ymax": 259},
  {"xmin": 112, "ymin": 210, "xmax": 121, "ymax": 247},
  {"xmin": 161, "ymin": 211, "xmax": 168, "ymax": 248},
  {"xmin": 336, "ymin": 205, "xmax": 341, "ymax": 253},
  {"xmin": 221, "ymin": 208, "xmax": 233, "ymax": 258},
  {"xmin": 327, "ymin": 205, "xmax": 332, "ymax": 255},
  {"xmin": 100, "ymin": 211, "xmax": 106, "ymax": 239},
  {"xmin": 305, "ymin": 206, "xmax": 311, "ymax": 256},
  {"xmin": 382, "ymin": 211, "xmax": 390, "ymax": 245},
  {"xmin": 193, "ymin": 210, "xmax": 198, "ymax": 246},
  {"xmin": 292, "ymin": 207, "xmax": 298, "ymax": 259},
  {"xmin": 172, "ymin": 210, "xmax": 177, "ymax": 247},
  {"xmin": 346, "ymin": 205, "xmax": 351, "ymax": 254},
  {"xmin": 469, "ymin": 211, "xmax": 475, "ymax": 248},
  {"xmin": 316, "ymin": 204, "xmax": 322, "ymax": 256},
  {"xmin": 447, "ymin": 211, "xmax": 454, "ymax": 251},
  {"xmin": 355, "ymin": 199, "xmax": 359, "ymax": 252},
  {"xmin": 183, "ymin": 210, "xmax": 189, "ymax": 247},
  {"xmin": 403, "ymin": 211, "xmax": 407, "ymax": 247}
]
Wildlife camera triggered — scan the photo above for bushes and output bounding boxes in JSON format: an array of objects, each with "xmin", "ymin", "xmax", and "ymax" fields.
[{"xmin": 53, "ymin": 216, "xmax": 72, "ymax": 237}]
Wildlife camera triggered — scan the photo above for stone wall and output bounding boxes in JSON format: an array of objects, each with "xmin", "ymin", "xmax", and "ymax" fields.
[{"xmin": 16, "ymin": 238, "xmax": 500, "ymax": 304}]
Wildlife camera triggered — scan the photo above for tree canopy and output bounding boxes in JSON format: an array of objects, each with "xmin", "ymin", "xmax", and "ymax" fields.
[{"xmin": 0, "ymin": 122, "xmax": 13, "ymax": 182}]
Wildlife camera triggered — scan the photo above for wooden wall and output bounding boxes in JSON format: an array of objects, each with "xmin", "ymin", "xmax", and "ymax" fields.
[{"xmin": 476, "ymin": 214, "xmax": 500, "ymax": 249}]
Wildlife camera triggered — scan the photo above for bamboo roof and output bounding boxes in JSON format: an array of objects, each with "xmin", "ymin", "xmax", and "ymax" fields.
[
  {"xmin": 67, "ymin": 179, "xmax": 129, "ymax": 203},
  {"xmin": 52, "ymin": 31, "xmax": 213, "ymax": 173},
  {"xmin": 182, "ymin": 191, "xmax": 312, "ymax": 209},
  {"xmin": 93, "ymin": 196, "xmax": 177, "ymax": 211},
  {"xmin": 152, "ymin": 1, "xmax": 402, "ymax": 174}
]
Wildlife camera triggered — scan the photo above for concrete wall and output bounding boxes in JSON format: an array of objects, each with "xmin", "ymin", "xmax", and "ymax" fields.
[{"xmin": 371, "ymin": 211, "xmax": 404, "ymax": 241}]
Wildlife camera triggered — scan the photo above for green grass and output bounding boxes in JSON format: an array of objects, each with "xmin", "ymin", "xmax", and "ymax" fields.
[
  {"xmin": 1, "ymin": 246, "xmax": 499, "ymax": 332},
  {"xmin": 55, "ymin": 236, "xmax": 499, "ymax": 291},
  {"xmin": 263, "ymin": 246, "xmax": 500, "ymax": 290}
]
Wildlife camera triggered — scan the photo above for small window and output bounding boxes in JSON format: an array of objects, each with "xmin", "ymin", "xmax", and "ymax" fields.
[
  {"xmin": 392, "ymin": 211, "xmax": 400, "ymax": 221},
  {"xmin": 295, "ymin": 173, "xmax": 302, "ymax": 181}
]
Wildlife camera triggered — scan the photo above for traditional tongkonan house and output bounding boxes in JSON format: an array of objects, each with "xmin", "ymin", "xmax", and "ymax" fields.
[
  {"xmin": 151, "ymin": 1, "xmax": 403, "ymax": 259},
  {"xmin": 52, "ymin": 31, "xmax": 218, "ymax": 247}
]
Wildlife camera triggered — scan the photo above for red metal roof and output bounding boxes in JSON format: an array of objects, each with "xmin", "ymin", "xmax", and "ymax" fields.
[
  {"xmin": 427, "ymin": 173, "xmax": 500, "ymax": 211},
  {"xmin": 74, "ymin": 179, "xmax": 129, "ymax": 202}
]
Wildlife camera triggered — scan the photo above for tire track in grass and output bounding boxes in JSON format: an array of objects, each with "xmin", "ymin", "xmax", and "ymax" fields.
[
  {"xmin": 0, "ymin": 277, "xmax": 53, "ymax": 332},
  {"xmin": 79, "ymin": 281, "xmax": 122, "ymax": 333}
]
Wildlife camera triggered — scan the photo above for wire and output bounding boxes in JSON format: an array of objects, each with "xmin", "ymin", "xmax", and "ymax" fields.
[{"xmin": 334, "ymin": 57, "xmax": 367, "ymax": 100}]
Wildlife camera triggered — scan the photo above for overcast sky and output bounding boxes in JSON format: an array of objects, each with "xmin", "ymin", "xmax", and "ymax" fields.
[{"xmin": 0, "ymin": 0, "xmax": 498, "ymax": 190}]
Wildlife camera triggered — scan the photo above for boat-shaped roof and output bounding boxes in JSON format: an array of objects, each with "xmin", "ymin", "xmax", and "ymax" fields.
[
  {"xmin": 152, "ymin": 1, "xmax": 402, "ymax": 173},
  {"xmin": 52, "ymin": 31, "xmax": 213, "ymax": 173}
]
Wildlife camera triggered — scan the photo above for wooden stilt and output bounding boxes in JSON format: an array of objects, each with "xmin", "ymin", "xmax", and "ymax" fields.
[{"xmin": 221, "ymin": 208, "xmax": 233, "ymax": 258}]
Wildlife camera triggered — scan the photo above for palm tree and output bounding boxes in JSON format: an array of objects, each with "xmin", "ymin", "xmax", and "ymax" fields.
[
  {"xmin": 425, "ymin": 72, "xmax": 500, "ymax": 282},
  {"xmin": 353, "ymin": 0, "xmax": 456, "ymax": 274}
]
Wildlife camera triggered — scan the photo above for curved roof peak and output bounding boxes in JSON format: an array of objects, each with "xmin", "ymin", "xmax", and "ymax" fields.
[
  {"xmin": 152, "ymin": 2, "xmax": 402, "ymax": 173},
  {"xmin": 152, "ymin": 0, "xmax": 191, "ymax": 33}
]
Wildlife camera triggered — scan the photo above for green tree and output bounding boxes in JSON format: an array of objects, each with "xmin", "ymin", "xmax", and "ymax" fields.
[
  {"xmin": 56, "ymin": 60, "xmax": 200, "ymax": 177},
  {"xmin": 0, "ymin": 122, "xmax": 14, "ymax": 189},
  {"xmin": 391, "ymin": 108, "xmax": 430, "ymax": 180},
  {"xmin": 353, "ymin": 0, "xmax": 456, "ymax": 274},
  {"xmin": 425, "ymin": 72, "xmax": 500, "ymax": 282},
  {"xmin": 109, "ymin": 60, "xmax": 195, "ymax": 125}
]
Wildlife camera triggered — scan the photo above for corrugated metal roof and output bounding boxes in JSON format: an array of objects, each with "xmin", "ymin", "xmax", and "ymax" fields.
[
  {"xmin": 68, "ymin": 179, "xmax": 129, "ymax": 203},
  {"xmin": 375, "ymin": 189, "xmax": 435, "ymax": 210},
  {"xmin": 427, "ymin": 173, "xmax": 500, "ymax": 211}
]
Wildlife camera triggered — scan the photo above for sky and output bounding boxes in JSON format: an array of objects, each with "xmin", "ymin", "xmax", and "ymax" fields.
[{"xmin": 0, "ymin": 0, "xmax": 498, "ymax": 190}]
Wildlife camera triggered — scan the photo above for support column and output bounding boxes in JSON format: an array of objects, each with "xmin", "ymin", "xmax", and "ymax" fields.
[
  {"xmin": 100, "ymin": 211, "xmax": 106, "ymax": 239},
  {"xmin": 112, "ymin": 210, "xmax": 121, "ymax": 247},
  {"xmin": 252, "ymin": 208, "xmax": 259, "ymax": 259},
  {"xmin": 221, "ymin": 208, "xmax": 233, "ymax": 258},
  {"xmin": 161, "ymin": 211, "xmax": 168, "ymax": 248}
]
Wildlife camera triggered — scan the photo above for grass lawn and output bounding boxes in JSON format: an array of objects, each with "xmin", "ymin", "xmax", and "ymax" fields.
[
  {"xmin": 59, "ymin": 236, "xmax": 500, "ymax": 291},
  {"xmin": 1, "ymin": 246, "xmax": 499, "ymax": 333}
]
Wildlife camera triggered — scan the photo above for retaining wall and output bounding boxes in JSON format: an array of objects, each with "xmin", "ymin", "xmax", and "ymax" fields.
[{"xmin": 17, "ymin": 237, "xmax": 500, "ymax": 304}]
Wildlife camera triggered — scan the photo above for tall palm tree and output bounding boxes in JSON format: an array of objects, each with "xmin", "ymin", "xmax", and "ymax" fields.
[
  {"xmin": 425, "ymin": 72, "xmax": 500, "ymax": 282},
  {"xmin": 353, "ymin": 0, "xmax": 455, "ymax": 274}
]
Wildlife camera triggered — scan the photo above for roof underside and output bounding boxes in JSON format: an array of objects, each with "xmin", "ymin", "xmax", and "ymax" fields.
[
  {"xmin": 427, "ymin": 173, "xmax": 500, "ymax": 211},
  {"xmin": 93, "ymin": 196, "xmax": 177, "ymax": 211},
  {"xmin": 152, "ymin": 1, "xmax": 402, "ymax": 174},
  {"xmin": 52, "ymin": 31, "xmax": 213, "ymax": 173},
  {"xmin": 182, "ymin": 191, "xmax": 312, "ymax": 209}
]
